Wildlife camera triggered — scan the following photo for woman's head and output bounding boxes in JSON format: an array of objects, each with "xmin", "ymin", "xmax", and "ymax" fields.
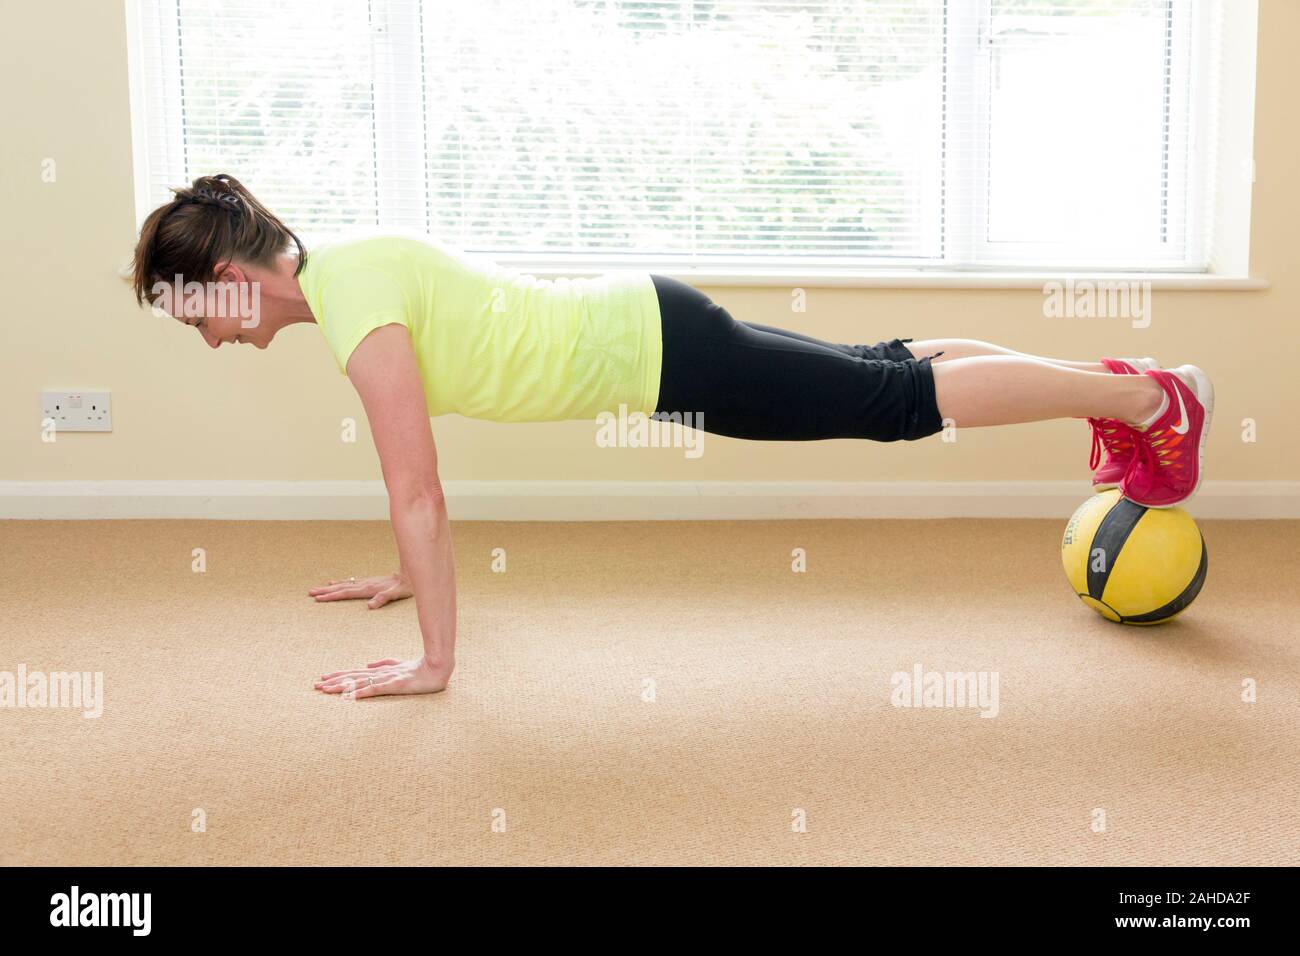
[{"xmin": 130, "ymin": 174, "xmax": 307, "ymax": 348}]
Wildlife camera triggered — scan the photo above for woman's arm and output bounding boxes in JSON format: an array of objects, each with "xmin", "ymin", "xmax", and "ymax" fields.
[{"xmin": 314, "ymin": 323, "xmax": 456, "ymax": 699}]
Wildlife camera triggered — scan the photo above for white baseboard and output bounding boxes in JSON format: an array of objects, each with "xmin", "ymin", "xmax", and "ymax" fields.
[{"xmin": 1, "ymin": 480, "xmax": 1297, "ymax": 520}]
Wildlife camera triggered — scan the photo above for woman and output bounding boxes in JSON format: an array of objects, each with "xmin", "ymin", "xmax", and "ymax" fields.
[{"xmin": 130, "ymin": 174, "xmax": 1214, "ymax": 700}]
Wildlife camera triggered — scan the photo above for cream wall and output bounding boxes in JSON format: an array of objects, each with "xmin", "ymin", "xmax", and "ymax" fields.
[{"xmin": 2, "ymin": 0, "xmax": 1295, "ymax": 485}]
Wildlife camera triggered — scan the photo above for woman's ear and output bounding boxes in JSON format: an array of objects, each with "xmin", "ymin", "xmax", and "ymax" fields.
[{"xmin": 213, "ymin": 261, "xmax": 242, "ymax": 284}]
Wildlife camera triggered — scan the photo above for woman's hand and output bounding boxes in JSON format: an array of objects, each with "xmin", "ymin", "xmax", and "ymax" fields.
[
  {"xmin": 308, "ymin": 571, "xmax": 412, "ymax": 609},
  {"xmin": 314, "ymin": 657, "xmax": 452, "ymax": 699}
]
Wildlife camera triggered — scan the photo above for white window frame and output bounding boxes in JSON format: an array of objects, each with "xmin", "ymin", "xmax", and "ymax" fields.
[
  {"xmin": 959, "ymin": 2, "xmax": 1200, "ymax": 272},
  {"xmin": 125, "ymin": 0, "xmax": 1265, "ymax": 289}
]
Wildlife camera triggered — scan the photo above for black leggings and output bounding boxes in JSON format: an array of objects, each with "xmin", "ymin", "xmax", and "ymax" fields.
[{"xmin": 650, "ymin": 275, "xmax": 945, "ymax": 442}]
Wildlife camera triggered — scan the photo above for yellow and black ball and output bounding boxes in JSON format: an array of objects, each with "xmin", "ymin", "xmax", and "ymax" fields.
[{"xmin": 1061, "ymin": 489, "xmax": 1207, "ymax": 625}]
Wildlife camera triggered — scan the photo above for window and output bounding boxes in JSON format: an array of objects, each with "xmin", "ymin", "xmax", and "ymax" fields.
[{"xmin": 127, "ymin": 0, "xmax": 1243, "ymax": 276}]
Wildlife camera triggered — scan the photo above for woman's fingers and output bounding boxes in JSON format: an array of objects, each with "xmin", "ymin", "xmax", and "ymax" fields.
[
  {"xmin": 308, "ymin": 580, "xmax": 357, "ymax": 593},
  {"xmin": 312, "ymin": 587, "xmax": 372, "ymax": 602},
  {"xmin": 315, "ymin": 663, "xmax": 399, "ymax": 684},
  {"xmin": 316, "ymin": 678, "xmax": 355, "ymax": 691},
  {"xmin": 319, "ymin": 674, "xmax": 386, "ymax": 693},
  {"xmin": 322, "ymin": 682, "xmax": 369, "ymax": 695},
  {"xmin": 316, "ymin": 668, "xmax": 391, "ymax": 686},
  {"xmin": 308, "ymin": 575, "xmax": 412, "ymax": 604},
  {"xmin": 309, "ymin": 578, "xmax": 381, "ymax": 598},
  {"xmin": 366, "ymin": 587, "xmax": 411, "ymax": 609},
  {"xmin": 316, "ymin": 674, "xmax": 362, "ymax": 687},
  {"xmin": 344, "ymin": 675, "xmax": 402, "ymax": 699},
  {"xmin": 309, "ymin": 583, "xmax": 346, "ymax": 596},
  {"xmin": 311, "ymin": 582, "xmax": 366, "ymax": 595},
  {"xmin": 366, "ymin": 585, "xmax": 413, "ymax": 609}
]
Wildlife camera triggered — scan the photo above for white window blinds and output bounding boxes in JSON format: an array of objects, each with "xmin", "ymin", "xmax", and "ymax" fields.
[{"xmin": 127, "ymin": 0, "xmax": 1226, "ymax": 273}]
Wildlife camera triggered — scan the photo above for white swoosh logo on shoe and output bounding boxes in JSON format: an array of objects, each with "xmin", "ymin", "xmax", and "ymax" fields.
[{"xmin": 1171, "ymin": 386, "xmax": 1190, "ymax": 435}]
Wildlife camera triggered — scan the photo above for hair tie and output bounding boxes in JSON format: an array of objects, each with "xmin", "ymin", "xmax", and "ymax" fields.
[{"xmin": 190, "ymin": 188, "xmax": 240, "ymax": 209}]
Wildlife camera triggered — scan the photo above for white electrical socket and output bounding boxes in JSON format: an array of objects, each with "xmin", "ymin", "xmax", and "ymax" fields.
[{"xmin": 41, "ymin": 390, "xmax": 112, "ymax": 432}]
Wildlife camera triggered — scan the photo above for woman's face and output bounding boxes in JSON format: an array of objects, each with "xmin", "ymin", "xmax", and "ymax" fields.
[
  {"xmin": 155, "ymin": 268, "xmax": 270, "ymax": 349},
  {"xmin": 173, "ymin": 307, "xmax": 265, "ymax": 349}
]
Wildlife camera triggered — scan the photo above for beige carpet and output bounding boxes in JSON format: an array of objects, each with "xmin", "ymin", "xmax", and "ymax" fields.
[{"xmin": 1, "ymin": 517, "xmax": 1296, "ymax": 866}]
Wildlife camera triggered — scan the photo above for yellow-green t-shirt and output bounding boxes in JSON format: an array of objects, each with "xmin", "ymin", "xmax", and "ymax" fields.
[{"xmin": 296, "ymin": 234, "xmax": 663, "ymax": 422}]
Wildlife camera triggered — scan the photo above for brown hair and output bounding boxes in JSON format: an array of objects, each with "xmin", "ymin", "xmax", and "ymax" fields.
[{"xmin": 129, "ymin": 173, "xmax": 306, "ymax": 306}]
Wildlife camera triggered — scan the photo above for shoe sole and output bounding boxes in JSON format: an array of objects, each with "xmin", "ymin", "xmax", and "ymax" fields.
[
  {"xmin": 1147, "ymin": 364, "xmax": 1214, "ymax": 509},
  {"xmin": 1182, "ymin": 363, "xmax": 1214, "ymax": 504}
]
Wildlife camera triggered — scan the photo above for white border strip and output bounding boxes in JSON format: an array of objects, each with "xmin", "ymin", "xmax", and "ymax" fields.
[
  {"xmin": 599, "ymin": 271, "xmax": 1269, "ymax": 291},
  {"xmin": 484, "ymin": 264, "xmax": 1270, "ymax": 290},
  {"xmin": 1, "ymin": 480, "xmax": 1296, "ymax": 520}
]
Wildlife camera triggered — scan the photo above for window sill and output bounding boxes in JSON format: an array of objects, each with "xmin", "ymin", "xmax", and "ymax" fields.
[{"xmin": 518, "ymin": 267, "xmax": 1269, "ymax": 291}]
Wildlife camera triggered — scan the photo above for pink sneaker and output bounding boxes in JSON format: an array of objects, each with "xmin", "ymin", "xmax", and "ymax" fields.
[
  {"xmin": 1087, "ymin": 357, "xmax": 1158, "ymax": 490},
  {"xmin": 1102, "ymin": 356, "xmax": 1159, "ymax": 375},
  {"xmin": 1120, "ymin": 365, "xmax": 1214, "ymax": 508}
]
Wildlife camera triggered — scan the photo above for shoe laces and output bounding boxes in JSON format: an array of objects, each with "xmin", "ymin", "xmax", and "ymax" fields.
[
  {"xmin": 1088, "ymin": 418, "xmax": 1134, "ymax": 471},
  {"xmin": 1125, "ymin": 430, "xmax": 1159, "ymax": 493}
]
